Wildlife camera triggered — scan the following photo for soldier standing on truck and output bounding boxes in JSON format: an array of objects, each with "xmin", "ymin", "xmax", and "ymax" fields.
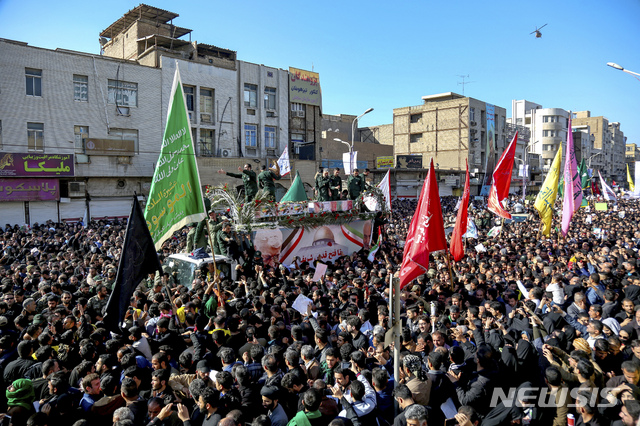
[
  {"xmin": 330, "ymin": 168, "xmax": 342, "ymax": 201},
  {"xmin": 316, "ymin": 169, "xmax": 332, "ymax": 202},
  {"xmin": 347, "ymin": 168, "xmax": 366, "ymax": 200},
  {"xmin": 218, "ymin": 163, "xmax": 258, "ymax": 202},
  {"xmin": 258, "ymin": 160, "xmax": 281, "ymax": 201}
]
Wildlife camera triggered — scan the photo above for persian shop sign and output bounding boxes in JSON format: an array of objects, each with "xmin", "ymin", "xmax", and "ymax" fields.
[
  {"xmin": 376, "ymin": 156, "xmax": 394, "ymax": 169},
  {"xmin": 0, "ymin": 178, "xmax": 59, "ymax": 201},
  {"xmin": 289, "ymin": 67, "xmax": 321, "ymax": 107},
  {"xmin": 0, "ymin": 152, "xmax": 74, "ymax": 177}
]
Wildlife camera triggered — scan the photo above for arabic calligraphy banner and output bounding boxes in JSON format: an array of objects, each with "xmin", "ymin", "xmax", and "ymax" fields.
[
  {"xmin": 0, "ymin": 153, "xmax": 74, "ymax": 177},
  {"xmin": 289, "ymin": 67, "xmax": 322, "ymax": 107},
  {"xmin": 144, "ymin": 65, "xmax": 206, "ymax": 250},
  {"xmin": 251, "ymin": 220, "xmax": 372, "ymax": 269},
  {"xmin": 0, "ymin": 178, "xmax": 59, "ymax": 201}
]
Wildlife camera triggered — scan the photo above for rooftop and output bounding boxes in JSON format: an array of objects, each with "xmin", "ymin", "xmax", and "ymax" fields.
[{"xmin": 100, "ymin": 4, "xmax": 191, "ymax": 39}]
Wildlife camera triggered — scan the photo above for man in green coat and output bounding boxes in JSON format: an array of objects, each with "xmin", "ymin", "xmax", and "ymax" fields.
[
  {"xmin": 287, "ymin": 388, "xmax": 323, "ymax": 426},
  {"xmin": 329, "ymin": 168, "xmax": 342, "ymax": 201},
  {"xmin": 316, "ymin": 169, "xmax": 332, "ymax": 202},
  {"xmin": 218, "ymin": 163, "xmax": 258, "ymax": 202},
  {"xmin": 347, "ymin": 168, "xmax": 366, "ymax": 200},
  {"xmin": 258, "ymin": 160, "xmax": 281, "ymax": 201},
  {"xmin": 215, "ymin": 221, "xmax": 234, "ymax": 257}
]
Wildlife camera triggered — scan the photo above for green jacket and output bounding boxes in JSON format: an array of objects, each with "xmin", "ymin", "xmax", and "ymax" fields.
[
  {"xmin": 347, "ymin": 174, "xmax": 365, "ymax": 200},
  {"xmin": 227, "ymin": 170, "xmax": 258, "ymax": 201},
  {"xmin": 216, "ymin": 229, "xmax": 233, "ymax": 256},
  {"xmin": 329, "ymin": 175, "xmax": 342, "ymax": 200},
  {"xmin": 287, "ymin": 410, "xmax": 322, "ymax": 426},
  {"xmin": 316, "ymin": 176, "xmax": 332, "ymax": 202},
  {"xmin": 258, "ymin": 170, "xmax": 281, "ymax": 197}
]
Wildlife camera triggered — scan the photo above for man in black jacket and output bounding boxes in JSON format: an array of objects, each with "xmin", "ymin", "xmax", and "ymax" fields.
[{"xmin": 3, "ymin": 340, "xmax": 36, "ymax": 384}]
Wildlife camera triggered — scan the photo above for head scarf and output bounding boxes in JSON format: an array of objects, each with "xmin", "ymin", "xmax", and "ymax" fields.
[
  {"xmin": 6, "ymin": 378, "xmax": 35, "ymax": 410},
  {"xmin": 602, "ymin": 318, "xmax": 621, "ymax": 336}
]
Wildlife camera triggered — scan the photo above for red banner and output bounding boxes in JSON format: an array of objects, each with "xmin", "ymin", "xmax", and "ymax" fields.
[{"xmin": 450, "ymin": 161, "xmax": 470, "ymax": 261}]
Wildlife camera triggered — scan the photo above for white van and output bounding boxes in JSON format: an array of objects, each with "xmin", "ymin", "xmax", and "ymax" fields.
[{"xmin": 162, "ymin": 253, "xmax": 237, "ymax": 289}]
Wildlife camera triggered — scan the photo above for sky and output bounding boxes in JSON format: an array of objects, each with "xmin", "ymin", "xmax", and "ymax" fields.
[{"xmin": 1, "ymin": 0, "xmax": 639, "ymax": 144}]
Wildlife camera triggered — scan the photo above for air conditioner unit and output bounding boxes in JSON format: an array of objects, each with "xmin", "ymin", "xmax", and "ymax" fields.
[
  {"xmin": 69, "ymin": 182, "xmax": 86, "ymax": 197},
  {"xmin": 200, "ymin": 113, "xmax": 213, "ymax": 123},
  {"xmin": 221, "ymin": 149, "xmax": 231, "ymax": 157},
  {"xmin": 295, "ymin": 111, "xmax": 305, "ymax": 118},
  {"xmin": 116, "ymin": 106, "xmax": 130, "ymax": 116},
  {"xmin": 472, "ymin": 168, "xmax": 480, "ymax": 174}
]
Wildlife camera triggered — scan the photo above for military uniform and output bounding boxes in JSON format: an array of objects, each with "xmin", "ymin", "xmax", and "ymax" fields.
[
  {"xmin": 88, "ymin": 295, "xmax": 108, "ymax": 319},
  {"xmin": 347, "ymin": 174, "xmax": 366, "ymax": 200},
  {"xmin": 329, "ymin": 175, "xmax": 342, "ymax": 201},
  {"xmin": 226, "ymin": 170, "xmax": 258, "ymax": 202},
  {"xmin": 216, "ymin": 228, "xmax": 233, "ymax": 257},
  {"xmin": 316, "ymin": 175, "xmax": 332, "ymax": 202},
  {"xmin": 258, "ymin": 170, "xmax": 281, "ymax": 200}
]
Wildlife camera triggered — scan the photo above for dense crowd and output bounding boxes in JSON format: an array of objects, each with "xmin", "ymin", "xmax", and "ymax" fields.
[{"xmin": 1, "ymin": 193, "xmax": 640, "ymax": 426}]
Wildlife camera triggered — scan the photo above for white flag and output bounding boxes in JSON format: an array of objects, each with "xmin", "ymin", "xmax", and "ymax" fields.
[
  {"xmin": 343, "ymin": 151, "xmax": 358, "ymax": 175},
  {"xmin": 598, "ymin": 170, "xmax": 617, "ymax": 202},
  {"xmin": 364, "ymin": 169, "xmax": 392, "ymax": 212},
  {"xmin": 635, "ymin": 161, "xmax": 640, "ymax": 199},
  {"xmin": 463, "ymin": 218, "xmax": 478, "ymax": 239},
  {"xmin": 277, "ymin": 146, "xmax": 291, "ymax": 177}
]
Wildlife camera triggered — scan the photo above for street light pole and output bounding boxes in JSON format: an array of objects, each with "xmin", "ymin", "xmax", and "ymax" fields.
[
  {"xmin": 349, "ymin": 108, "xmax": 374, "ymax": 173},
  {"xmin": 334, "ymin": 138, "xmax": 352, "ymax": 173},
  {"xmin": 587, "ymin": 152, "xmax": 602, "ymax": 168},
  {"xmin": 607, "ymin": 62, "xmax": 640, "ymax": 78}
]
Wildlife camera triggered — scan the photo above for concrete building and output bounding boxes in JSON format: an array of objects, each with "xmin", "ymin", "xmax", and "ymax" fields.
[
  {"xmin": 392, "ymin": 92, "xmax": 508, "ymax": 196},
  {"xmin": 572, "ymin": 111, "xmax": 625, "ymax": 181},
  {"xmin": 626, "ymin": 143, "xmax": 640, "ymax": 181},
  {"xmin": 0, "ymin": 37, "xmax": 162, "ymax": 225},
  {"xmin": 0, "ymin": 5, "xmax": 328, "ymax": 224}
]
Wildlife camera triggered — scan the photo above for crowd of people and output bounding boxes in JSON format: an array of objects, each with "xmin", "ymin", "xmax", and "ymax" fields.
[{"xmin": 1, "ymin": 191, "xmax": 640, "ymax": 426}]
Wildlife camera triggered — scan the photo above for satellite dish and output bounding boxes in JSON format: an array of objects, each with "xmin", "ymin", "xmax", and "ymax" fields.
[{"xmin": 99, "ymin": 37, "xmax": 108, "ymax": 46}]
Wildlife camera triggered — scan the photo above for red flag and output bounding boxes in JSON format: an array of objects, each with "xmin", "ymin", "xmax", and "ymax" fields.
[
  {"xmin": 399, "ymin": 159, "xmax": 447, "ymax": 289},
  {"xmin": 592, "ymin": 179, "xmax": 601, "ymax": 196},
  {"xmin": 450, "ymin": 161, "xmax": 470, "ymax": 262},
  {"xmin": 487, "ymin": 132, "xmax": 518, "ymax": 219}
]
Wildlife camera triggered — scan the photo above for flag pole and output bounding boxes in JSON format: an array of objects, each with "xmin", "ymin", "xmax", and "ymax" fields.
[
  {"xmin": 446, "ymin": 251, "xmax": 455, "ymax": 292},
  {"xmin": 204, "ymin": 219, "xmax": 222, "ymax": 300}
]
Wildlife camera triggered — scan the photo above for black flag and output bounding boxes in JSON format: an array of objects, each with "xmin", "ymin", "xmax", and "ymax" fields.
[{"xmin": 103, "ymin": 195, "xmax": 162, "ymax": 332}]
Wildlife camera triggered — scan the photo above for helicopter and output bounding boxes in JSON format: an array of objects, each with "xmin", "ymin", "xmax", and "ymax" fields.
[{"xmin": 530, "ymin": 24, "xmax": 548, "ymax": 38}]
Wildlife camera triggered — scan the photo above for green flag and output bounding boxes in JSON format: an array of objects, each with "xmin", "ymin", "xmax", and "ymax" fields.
[
  {"xmin": 578, "ymin": 158, "xmax": 590, "ymax": 189},
  {"xmin": 280, "ymin": 171, "xmax": 308, "ymax": 202},
  {"xmin": 557, "ymin": 174, "xmax": 564, "ymax": 197},
  {"xmin": 144, "ymin": 65, "xmax": 206, "ymax": 249}
]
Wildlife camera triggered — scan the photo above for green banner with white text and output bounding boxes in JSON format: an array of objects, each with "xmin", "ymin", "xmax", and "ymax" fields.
[{"xmin": 145, "ymin": 65, "xmax": 206, "ymax": 249}]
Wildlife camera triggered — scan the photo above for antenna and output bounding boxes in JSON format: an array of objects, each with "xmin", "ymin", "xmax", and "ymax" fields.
[{"xmin": 457, "ymin": 75, "xmax": 475, "ymax": 96}]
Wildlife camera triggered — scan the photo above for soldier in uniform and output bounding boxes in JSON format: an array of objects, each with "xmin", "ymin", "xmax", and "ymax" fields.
[
  {"xmin": 88, "ymin": 283, "xmax": 109, "ymax": 321},
  {"xmin": 316, "ymin": 169, "xmax": 332, "ymax": 202},
  {"xmin": 216, "ymin": 221, "xmax": 235, "ymax": 258},
  {"xmin": 258, "ymin": 160, "xmax": 281, "ymax": 201},
  {"xmin": 347, "ymin": 168, "xmax": 366, "ymax": 200},
  {"xmin": 329, "ymin": 168, "xmax": 342, "ymax": 201},
  {"xmin": 104, "ymin": 268, "xmax": 117, "ymax": 291},
  {"xmin": 218, "ymin": 163, "xmax": 259, "ymax": 202}
]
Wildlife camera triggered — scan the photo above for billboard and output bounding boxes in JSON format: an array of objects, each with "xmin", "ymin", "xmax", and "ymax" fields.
[
  {"xmin": 251, "ymin": 220, "xmax": 373, "ymax": 268},
  {"xmin": 0, "ymin": 152, "xmax": 74, "ymax": 177},
  {"xmin": 0, "ymin": 178, "xmax": 59, "ymax": 201},
  {"xmin": 376, "ymin": 156, "xmax": 394, "ymax": 169},
  {"xmin": 396, "ymin": 155, "xmax": 423, "ymax": 169},
  {"xmin": 289, "ymin": 67, "xmax": 322, "ymax": 107}
]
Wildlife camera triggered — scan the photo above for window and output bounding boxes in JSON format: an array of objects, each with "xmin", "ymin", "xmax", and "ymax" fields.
[
  {"xmin": 200, "ymin": 129, "xmax": 214, "ymax": 157},
  {"xmin": 73, "ymin": 75, "xmax": 88, "ymax": 102},
  {"xmin": 200, "ymin": 88, "xmax": 214, "ymax": 123},
  {"xmin": 543, "ymin": 116, "xmax": 559, "ymax": 123},
  {"xmin": 74, "ymin": 126, "xmax": 89, "ymax": 153},
  {"xmin": 525, "ymin": 117, "xmax": 531, "ymax": 125},
  {"xmin": 410, "ymin": 133, "xmax": 422, "ymax": 143},
  {"xmin": 410, "ymin": 114, "xmax": 422, "ymax": 124},
  {"xmin": 184, "ymin": 86, "xmax": 195, "ymax": 117},
  {"xmin": 0, "ymin": 120, "xmax": 2, "ymax": 148},
  {"xmin": 245, "ymin": 124, "xmax": 257, "ymax": 147},
  {"xmin": 107, "ymin": 80, "xmax": 138, "ymax": 107},
  {"xmin": 264, "ymin": 87, "xmax": 276, "ymax": 110},
  {"xmin": 265, "ymin": 126, "xmax": 276, "ymax": 148},
  {"xmin": 244, "ymin": 84, "xmax": 257, "ymax": 108},
  {"xmin": 470, "ymin": 108, "xmax": 475, "ymax": 121},
  {"xmin": 291, "ymin": 103, "xmax": 305, "ymax": 118},
  {"xmin": 27, "ymin": 123, "xmax": 44, "ymax": 152},
  {"xmin": 109, "ymin": 128, "xmax": 139, "ymax": 153},
  {"xmin": 26, "ymin": 68, "xmax": 42, "ymax": 97}
]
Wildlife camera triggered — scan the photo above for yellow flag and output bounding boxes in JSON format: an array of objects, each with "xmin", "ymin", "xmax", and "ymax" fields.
[
  {"xmin": 627, "ymin": 164, "xmax": 635, "ymax": 192},
  {"xmin": 534, "ymin": 148, "xmax": 562, "ymax": 236}
]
